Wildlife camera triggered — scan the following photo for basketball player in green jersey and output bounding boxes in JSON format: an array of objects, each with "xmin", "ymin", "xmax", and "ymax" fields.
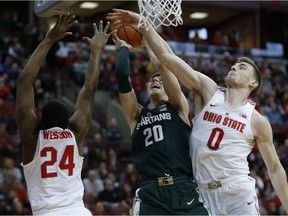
[{"xmin": 113, "ymin": 34, "xmax": 208, "ymax": 215}]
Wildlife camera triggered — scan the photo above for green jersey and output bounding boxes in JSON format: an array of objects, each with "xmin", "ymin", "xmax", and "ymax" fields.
[{"xmin": 131, "ymin": 102, "xmax": 193, "ymax": 179}]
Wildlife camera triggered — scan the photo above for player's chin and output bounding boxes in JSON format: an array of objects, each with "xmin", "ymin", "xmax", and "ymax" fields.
[{"xmin": 224, "ymin": 76, "xmax": 235, "ymax": 84}]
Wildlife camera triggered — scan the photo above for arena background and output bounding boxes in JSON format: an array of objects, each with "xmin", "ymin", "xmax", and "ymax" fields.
[{"xmin": 0, "ymin": 0, "xmax": 287, "ymax": 215}]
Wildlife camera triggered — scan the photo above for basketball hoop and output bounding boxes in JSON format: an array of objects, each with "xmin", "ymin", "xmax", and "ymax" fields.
[{"xmin": 138, "ymin": 0, "xmax": 183, "ymax": 30}]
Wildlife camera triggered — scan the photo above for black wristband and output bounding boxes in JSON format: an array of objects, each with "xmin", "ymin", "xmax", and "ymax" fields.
[{"xmin": 115, "ymin": 46, "xmax": 132, "ymax": 93}]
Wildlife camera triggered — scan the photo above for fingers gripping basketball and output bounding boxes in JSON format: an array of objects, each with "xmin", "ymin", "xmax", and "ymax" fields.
[{"xmin": 116, "ymin": 24, "xmax": 143, "ymax": 48}]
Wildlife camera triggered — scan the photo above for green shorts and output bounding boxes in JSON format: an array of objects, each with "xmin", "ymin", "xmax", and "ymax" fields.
[{"xmin": 131, "ymin": 176, "xmax": 209, "ymax": 215}]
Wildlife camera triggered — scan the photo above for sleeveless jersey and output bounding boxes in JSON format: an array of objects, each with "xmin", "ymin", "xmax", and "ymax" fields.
[
  {"xmin": 131, "ymin": 102, "xmax": 193, "ymax": 179},
  {"xmin": 190, "ymin": 89, "xmax": 256, "ymax": 184},
  {"xmin": 22, "ymin": 127, "xmax": 85, "ymax": 214}
]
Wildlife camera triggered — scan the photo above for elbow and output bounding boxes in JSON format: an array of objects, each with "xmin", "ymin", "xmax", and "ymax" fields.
[
  {"xmin": 16, "ymin": 73, "xmax": 28, "ymax": 88},
  {"xmin": 16, "ymin": 72, "xmax": 25, "ymax": 85},
  {"xmin": 17, "ymin": 70, "xmax": 32, "ymax": 86}
]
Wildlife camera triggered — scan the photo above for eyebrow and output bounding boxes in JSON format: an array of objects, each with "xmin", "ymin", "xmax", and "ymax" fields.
[
  {"xmin": 149, "ymin": 77, "xmax": 161, "ymax": 81},
  {"xmin": 239, "ymin": 63, "xmax": 248, "ymax": 68}
]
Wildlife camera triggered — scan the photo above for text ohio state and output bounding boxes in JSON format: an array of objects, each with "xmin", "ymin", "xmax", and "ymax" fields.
[{"xmin": 203, "ymin": 111, "xmax": 246, "ymax": 133}]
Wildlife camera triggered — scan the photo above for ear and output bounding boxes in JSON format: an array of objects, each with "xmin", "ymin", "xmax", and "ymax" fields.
[{"xmin": 249, "ymin": 80, "xmax": 258, "ymax": 91}]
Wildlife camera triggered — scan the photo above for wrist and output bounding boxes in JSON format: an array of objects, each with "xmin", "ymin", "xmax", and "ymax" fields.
[{"xmin": 120, "ymin": 44, "xmax": 130, "ymax": 49}]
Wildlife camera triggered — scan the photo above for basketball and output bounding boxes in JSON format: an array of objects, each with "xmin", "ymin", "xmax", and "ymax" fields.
[{"xmin": 116, "ymin": 24, "xmax": 143, "ymax": 48}]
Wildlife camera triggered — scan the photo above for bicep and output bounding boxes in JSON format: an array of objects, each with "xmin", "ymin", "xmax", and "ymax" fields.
[
  {"xmin": 253, "ymin": 115, "xmax": 280, "ymax": 172},
  {"xmin": 16, "ymin": 80, "xmax": 37, "ymax": 134}
]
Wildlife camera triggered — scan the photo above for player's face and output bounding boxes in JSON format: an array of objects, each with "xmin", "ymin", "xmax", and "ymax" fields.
[
  {"xmin": 225, "ymin": 62, "xmax": 256, "ymax": 87},
  {"xmin": 147, "ymin": 76, "xmax": 165, "ymax": 96}
]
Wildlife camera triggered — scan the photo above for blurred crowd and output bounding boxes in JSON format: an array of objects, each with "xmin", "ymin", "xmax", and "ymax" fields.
[{"xmin": 0, "ymin": 12, "xmax": 287, "ymax": 215}]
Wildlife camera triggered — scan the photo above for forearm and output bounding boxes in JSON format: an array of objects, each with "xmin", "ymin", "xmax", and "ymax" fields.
[
  {"xmin": 18, "ymin": 38, "xmax": 54, "ymax": 85},
  {"xmin": 84, "ymin": 47, "xmax": 102, "ymax": 94},
  {"xmin": 269, "ymin": 166, "xmax": 288, "ymax": 213},
  {"xmin": 144, "ymin": 40, "xmax": 160, "ymax": 67},
  {"xmin": 140, "ymin": 24, "xmax": 174, "ymax": 64},
  {"xmin": 115, "ymin": 46, "xmax": 139, "ymax": 126},
  {"xmin": 74, "ymin": 47, "xmax": 102, "ymax": 114},
  {"xmin": 115, "ymin": 46, "xmax": 132, "ymax": 93}
]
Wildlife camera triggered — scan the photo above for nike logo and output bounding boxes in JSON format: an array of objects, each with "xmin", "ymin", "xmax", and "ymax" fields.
[
  {"xmin": 210, "ymin": 104, "xmax": 218, "ymax": 107},
  {"xmin": 187, "ymin": 198, "xmax": 195, "ymax": 205},
  {"xmin": 164, "ymin": 173, "xmax": 170, "ymax": 177},
  {"xmin": 247, "ymin": 200, "xmax": 253, "ymax": 205}
]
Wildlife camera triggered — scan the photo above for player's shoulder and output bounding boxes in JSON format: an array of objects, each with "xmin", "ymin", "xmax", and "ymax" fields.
[
  {"xmin": 251, "ymin": 109, "xmax": 273, "ymax": 141},
  {"xmin": 251, "ymin": 109, "xmax": 271, "ymax": 130}
]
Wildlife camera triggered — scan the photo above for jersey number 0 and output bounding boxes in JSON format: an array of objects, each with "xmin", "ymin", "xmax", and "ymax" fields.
[
  {"xmin": 207, "ymin": 127, "xmax": 224, "ymax": 150},
  {"xmin": 40, "ymin": 145, "xmax": 75, "ymax": 178}
]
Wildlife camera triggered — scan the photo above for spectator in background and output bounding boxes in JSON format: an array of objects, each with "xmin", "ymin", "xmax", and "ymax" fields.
[
  {"xmin": 83, "ymin": 169, "xmax": 104, "ymax": 205},
  {"xmin": 211, "ymin": 30, "xmax": 226, "ymax": 46},
  {"xmin": 1, "ymin": 55, "xmax": 14, "ymax": 74},
  {"xmin": 261, "ymin": 68, "xmax": 273, "ymax": 95},
  {"xmin": 92, "ymin": 201, "xmax": 110, "ymax": 215},
  {"xmin": 0, "ymin": 124, "xmax": 16, "ymax": 157},
  {"xmin": 119, "ymin": 163, "xmax": 139, "ymax": 193},
  {"xmin": 266, "ymin": 102, "xmax": 283, "ymax": 124},
  {"xmin": 0, "ymin": 75, "xmax": 12, "ymax": 100},
  {"xmin": 0, "ymin": 98, "xmax": 10, "ymax": 119},
  {"xmin": 98, "ymin": 179, "xmax": 123, "ymax": 203},
  {"xmin": 86, "ymin": 132, "xmax": 107, "ymax": 168},
  {"xmin": 228, "ymin": 31, "xmax": 239, "ymax": 48},
  {"xmin": 95, "ymin": 161, "xmax": 109, "ymax": 180},
  {"xmin": 71, "ymin": 50, "xmax": 89, "ymax": 86},
  {"xmin": 105, "ymin": 117, "xmax": 122, "ymax": 144}
]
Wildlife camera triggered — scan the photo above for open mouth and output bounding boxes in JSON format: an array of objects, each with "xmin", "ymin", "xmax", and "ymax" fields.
[{"xmin": 151, "ymin": 84, "xmax": 160, "ymax": 89}]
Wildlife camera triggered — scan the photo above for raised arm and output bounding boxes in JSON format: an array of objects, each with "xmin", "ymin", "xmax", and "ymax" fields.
[
  {"xmin": 69, "ymin": 21, "xmax": 115, "ymax": 153},
  {"xmin": 106, "ymin": 9, "xmax": 217, "ymax": 104},
  {"xmin": 144, "ymin": 40, "xmax": 190, "ymax": 125},
  {"xmin": 113, "ymin": 35, "xmax": 142, "ymax": 133},
  {"xmin": 252, "ymin": 112, "xmax": 288, "ymax": 213},
  {"xmin": 16, "ymin": 13, "xmax": 77, "ymax": 158}
]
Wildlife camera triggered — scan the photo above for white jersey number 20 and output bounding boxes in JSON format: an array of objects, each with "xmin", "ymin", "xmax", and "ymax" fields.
[{"xmin": 143, "ymin": 125, "xmax": 164, "ymax": 147}]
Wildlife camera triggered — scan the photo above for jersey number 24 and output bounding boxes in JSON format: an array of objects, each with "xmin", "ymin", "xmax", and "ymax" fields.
[{"xmin": 40, "ymin": 145, "xmax": 75, "ymax": 178}]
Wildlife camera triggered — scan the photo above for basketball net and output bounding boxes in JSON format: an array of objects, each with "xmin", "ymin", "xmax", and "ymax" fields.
[{"xmin": 138, "ymin": 0, "xmax": 183, "ymax": 30}]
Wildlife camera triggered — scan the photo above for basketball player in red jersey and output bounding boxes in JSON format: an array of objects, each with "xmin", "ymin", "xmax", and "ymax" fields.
[
  {"xmin": 107, "ymin": 8, "xmax": 288, "ymax": 215},
  {"xmin": 16, "ymin": 13, "xmax": 115, "ymax": 215}
]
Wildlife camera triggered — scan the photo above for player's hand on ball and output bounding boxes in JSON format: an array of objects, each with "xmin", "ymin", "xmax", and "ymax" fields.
[
  {"xmin": 106, "ymin": 8, "xmax": 140, "ymax": 30},
  {"xmin": 113, "ymin": 34, "xmax": 138, "ymax": 53}
]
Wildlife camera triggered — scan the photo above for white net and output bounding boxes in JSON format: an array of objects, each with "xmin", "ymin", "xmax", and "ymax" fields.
[{"xmin": 138, "ymin": 0, "xmax": 183, "ymax": 30}]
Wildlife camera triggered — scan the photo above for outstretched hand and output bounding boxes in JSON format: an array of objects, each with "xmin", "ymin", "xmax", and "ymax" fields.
[
  {"xmin": 83, "ymin": 21, "xmax": 116, "ymax": 48},
  {"xmin": 106, "ymin": 8, "xmax": 140, "ymax": 30},
  {"xmin": 112, "ymin": 33, "xmax": 139, "ymax": 53},
  {"xmin": 45, "ymin": 13, "xmax": 78, "ymax": 43}
]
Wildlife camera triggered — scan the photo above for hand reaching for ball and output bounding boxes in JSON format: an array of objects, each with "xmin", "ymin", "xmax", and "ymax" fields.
[{"xmin": 113, "ymin": 34, "xmax": 140, "ymax": 52}]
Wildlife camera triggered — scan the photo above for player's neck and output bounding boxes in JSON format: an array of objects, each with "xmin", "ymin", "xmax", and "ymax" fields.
[
  {"xmin": 224, "ymin": 88, "xmax": 249, "ymax": 108},
  {"xmin": 148, "ymin": 99, "xmax": 167, "ymax": 109}
]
